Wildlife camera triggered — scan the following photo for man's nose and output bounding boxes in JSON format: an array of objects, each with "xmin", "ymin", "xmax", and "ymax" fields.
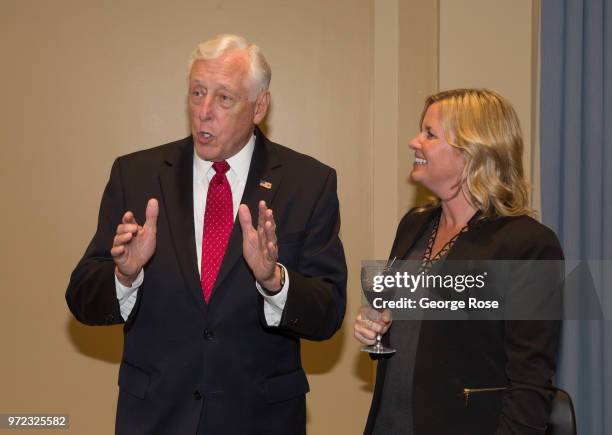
[{"xmin": 198, "ymin": 96, "xmax": 214, "ymax": 121}]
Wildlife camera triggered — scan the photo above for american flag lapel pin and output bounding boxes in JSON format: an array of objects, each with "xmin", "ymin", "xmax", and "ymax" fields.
[{"xmin": 259, "ymin": 180, "xmax": 272, "ymax": 189}]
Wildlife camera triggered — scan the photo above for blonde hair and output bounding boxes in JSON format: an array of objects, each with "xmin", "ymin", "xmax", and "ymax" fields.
[
  {"xmin": 189, "ymin": 34, "xmax": 271, "ymax": 100},
  {"xmin": 421, "ymin": 88, "xmax": 531, "ymax": 219}
]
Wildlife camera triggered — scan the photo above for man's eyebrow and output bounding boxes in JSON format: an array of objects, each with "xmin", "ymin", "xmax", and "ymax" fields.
[
  {"xmin": 189, "ymin": 80, "xmax": 233, "ymax": 93},
  {"xmin": 216, "ymin": 85, "xmax": 233, "ymax": 93}
]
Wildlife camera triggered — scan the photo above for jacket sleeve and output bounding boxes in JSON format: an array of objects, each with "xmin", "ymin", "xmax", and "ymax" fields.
[
  {"xmin": 270, "ymin": 168, "xmax": 347, "ymax": 341},
  {"xmin": 65, "ymin": 158, "xmax": 126, "ymax": 326}
]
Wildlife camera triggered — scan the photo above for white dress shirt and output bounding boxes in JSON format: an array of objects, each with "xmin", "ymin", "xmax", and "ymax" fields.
[{"xmin": 115, "ymin": 134, "xmax": 289, "ymax": 324}]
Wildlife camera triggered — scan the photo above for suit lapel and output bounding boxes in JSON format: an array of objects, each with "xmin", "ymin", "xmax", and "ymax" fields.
[
  {"xmin": 208, "ymin": 129, "xmax": 282, "ymax": 306},
  {"xmin": 158, "ymin": 137, "xmax": 206, "ymax": 313}
]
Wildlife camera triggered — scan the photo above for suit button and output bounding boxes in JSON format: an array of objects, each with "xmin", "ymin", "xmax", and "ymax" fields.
[
  {"xmin": 289, "ymin": 318, "xmax": 299, "ymax": 326},
  {"xmin": 203, "ymin": 329, "xmax": 215, "ymax": 341},
  {"xmin": 193, "ymin": 390, "xmax": 202, "ymax": 400}
]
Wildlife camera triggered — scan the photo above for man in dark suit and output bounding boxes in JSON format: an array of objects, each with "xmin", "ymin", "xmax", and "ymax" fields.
[{"xmin": 66, "ymin": 34, "xmax": 347, "ymax": 435}]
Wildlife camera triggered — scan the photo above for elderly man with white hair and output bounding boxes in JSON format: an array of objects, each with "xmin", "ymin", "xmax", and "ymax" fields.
[{"xmin": 66, "ymin": 34, "xmax": 347, "ymax": 435}]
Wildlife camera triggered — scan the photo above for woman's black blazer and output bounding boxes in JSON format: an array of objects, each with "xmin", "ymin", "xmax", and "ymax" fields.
[{"xmin": 364, "ymin": 206, "xmax": 564, "ymax": 435}]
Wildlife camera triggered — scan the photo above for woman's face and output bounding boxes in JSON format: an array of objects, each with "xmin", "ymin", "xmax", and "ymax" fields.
[{"xmin": 408, "ymin": 103, "xmax": 465, "ymax": 198}]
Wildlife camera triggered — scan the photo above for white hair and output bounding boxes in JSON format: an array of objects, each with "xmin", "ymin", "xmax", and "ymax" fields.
[{"xmin": 189, "ymin": 34, "xmax": 271, "ymax": 100}]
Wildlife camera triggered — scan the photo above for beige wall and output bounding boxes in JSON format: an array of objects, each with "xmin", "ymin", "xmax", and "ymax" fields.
[
  {"xmin": 0, "ymin": 1, "xmax": 537, "ymax": 433},
  {"xmin": 438, "ymin": 0, "xmax": 540, "ymax": 210}
]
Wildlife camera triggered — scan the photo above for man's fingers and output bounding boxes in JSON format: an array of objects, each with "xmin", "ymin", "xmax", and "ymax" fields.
[
  {"xmin": 238, "ymin": 204, "xmax": 255, "ymax": 234},
  {"xmin": 122, "ymin": 211, "xmax": 135, "ymax": 224},
  {"xmin": 256, "ymin": 203, "xmax": 268, "ymax": 252},
  {"xmin": 257, "ymin": 225, "xmax": 266, "ymax": 252},
  {"xmin": 258, "ymin": 206, "xmax": 278, "ymax": 259},
  {"xmin": 116, "ymin": 223, "xmax": 138, "ymax": 235},
  {"xmin": 111, "ymin": 245, "xmax": 125, "ymax": 257},
  {"xmin": 264, "ymin": 216, "xmax": 277, "ymax": 245},
  {"xmin": 241, "ymin": 202, "xmax": 279, "ymax": 263},
  {"xmin": 113, "ymin": 232, "xmax": 134, "ymax": 247},
  {"xmin": 257, "ymin": 201, "xmax": 266, "ymax": 229},
  {"xmin": 144, "ymin": 198, "xmax": 159, "ymax": 231},
  {"xmin": 266, "ymin": 241, "xmax": 278, "ymax": 262}
]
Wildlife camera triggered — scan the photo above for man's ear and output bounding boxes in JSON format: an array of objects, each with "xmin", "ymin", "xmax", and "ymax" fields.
[{"xmin": 253, "ymin": 91, "xmax": 270, "ymax": 124}]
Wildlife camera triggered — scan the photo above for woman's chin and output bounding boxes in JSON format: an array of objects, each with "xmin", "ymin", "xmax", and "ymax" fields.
[{"xmin": 410, "ymin": 170, "xmax": 425, "ymax": 184}]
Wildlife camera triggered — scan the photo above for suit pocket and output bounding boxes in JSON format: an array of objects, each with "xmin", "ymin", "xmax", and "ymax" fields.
[
  {"xmin": 261, "ymin": 369, "xmax": 310, "ymax": 404},
  {"xmin": 118, "ymin": 360, "xmax": 151, "ymax": 399}
]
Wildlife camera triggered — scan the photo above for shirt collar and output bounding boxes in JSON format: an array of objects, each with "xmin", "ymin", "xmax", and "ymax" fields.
[{"xmin": 193, "ymin": 133, "xmax": 256, "ymax": 182}]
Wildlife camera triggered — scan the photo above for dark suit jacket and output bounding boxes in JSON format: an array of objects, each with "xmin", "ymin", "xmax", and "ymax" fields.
[
  {"xmin": 364, "ymin": 206, "xmax": 563, "ymax": 435},
  {"xmin": 66, "ymin": 129, "xmax": 347, "ymax": 435}
]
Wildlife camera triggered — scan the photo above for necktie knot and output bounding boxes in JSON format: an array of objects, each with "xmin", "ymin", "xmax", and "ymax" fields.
[{"xmin": 212, "ymin": 160, "xmax": 230, "ymax": 175}]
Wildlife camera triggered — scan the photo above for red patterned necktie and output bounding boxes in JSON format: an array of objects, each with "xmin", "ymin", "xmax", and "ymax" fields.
[{"xmin": 201, "ymin": 160, "xmax": 233, "ymax": 303}]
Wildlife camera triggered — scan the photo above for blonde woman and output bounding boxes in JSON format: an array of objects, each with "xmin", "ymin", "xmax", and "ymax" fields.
[{"xmin": 355, "ymin": 89, "xmax": 563, "ymax": 435}]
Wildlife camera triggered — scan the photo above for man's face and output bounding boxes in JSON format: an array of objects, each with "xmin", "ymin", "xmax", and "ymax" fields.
[{"xmin": 188, "ymin": 51, "xmax": 269, "ymax": 161}]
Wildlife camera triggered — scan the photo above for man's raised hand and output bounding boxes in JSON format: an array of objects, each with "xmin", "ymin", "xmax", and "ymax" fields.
[
  {"xmin": 111, "ymin": 198, "xmax": 159, "ymax": 286},
  {"xmin": 238, "ymin": 201, "xmax": 282, "ymax": 292}
]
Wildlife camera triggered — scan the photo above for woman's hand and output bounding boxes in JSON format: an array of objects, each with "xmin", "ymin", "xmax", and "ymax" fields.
[{"xmin": 354, "ymin": 307, "xmax": 392, "ymax": 345}]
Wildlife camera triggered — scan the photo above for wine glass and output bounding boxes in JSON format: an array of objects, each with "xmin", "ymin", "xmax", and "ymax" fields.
[{"xmin": 360, "ymin": 261, "xmax": 396, "ymax": 355}]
